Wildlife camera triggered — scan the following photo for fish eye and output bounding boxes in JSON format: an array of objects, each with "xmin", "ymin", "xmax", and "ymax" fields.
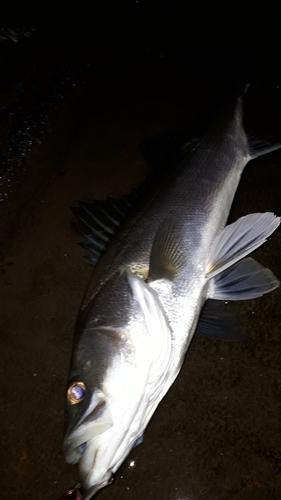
[{"xmin": 67, "ymin": 381, "xmax": 86, "ymax": 404}]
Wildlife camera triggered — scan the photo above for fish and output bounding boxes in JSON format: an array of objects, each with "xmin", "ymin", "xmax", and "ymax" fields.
[{"xmin": 63, "ymin": 85, "xmax": 280, "ymax": 499}]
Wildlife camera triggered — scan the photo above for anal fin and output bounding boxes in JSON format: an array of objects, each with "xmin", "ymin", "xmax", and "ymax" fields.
[
  {"xmin": 208, "ymin": 257, "xmax": 279, "ymax": 301},
  {"xmin": 196, "ymin": 299, "xmax": 246, "ymax": 341}
]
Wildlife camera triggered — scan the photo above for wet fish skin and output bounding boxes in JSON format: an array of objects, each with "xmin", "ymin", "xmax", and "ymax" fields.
[
  {"xmin": 63, "ymin": 87, "xmax": 280, "ymax": 497},
  {"xmin": 65, "ymin": 267, "xmax": 174, "ymax": 491}
]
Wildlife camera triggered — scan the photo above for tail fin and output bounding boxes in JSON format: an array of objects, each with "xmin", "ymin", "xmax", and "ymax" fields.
[{"xmin": 248, "ymin": 136, "xmax": 281, "ymax": 159}]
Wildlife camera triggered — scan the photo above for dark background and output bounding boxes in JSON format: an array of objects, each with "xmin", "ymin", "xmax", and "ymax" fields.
[{"xmin": 1, "ymin": 2, "xmax": 281, "ymax": 499}]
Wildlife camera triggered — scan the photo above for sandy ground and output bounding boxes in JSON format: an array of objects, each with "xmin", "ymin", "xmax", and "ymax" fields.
[{"xmin": 1, "ymin": 36, "xmax": 281, "ymax": 500}]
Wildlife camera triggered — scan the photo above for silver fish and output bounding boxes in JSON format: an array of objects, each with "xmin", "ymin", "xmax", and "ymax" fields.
[{"xmin": 63, "ymin": 87, "xmax": 280, "ymax": 499}]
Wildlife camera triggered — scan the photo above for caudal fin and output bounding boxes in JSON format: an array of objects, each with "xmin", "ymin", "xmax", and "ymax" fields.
[{"xmin": 248, "ymin": 136, "xmax": 281, "ymax": 159}]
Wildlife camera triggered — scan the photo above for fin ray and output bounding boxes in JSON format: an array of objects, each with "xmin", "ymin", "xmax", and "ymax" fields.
[
  {"xmin": 248, "ymin": 135, "xmax": 281, "ymax": 159},
  {"xmin": 196, "ymin": 299, "xmax": 246, "ymax": 341},
  {"xmin": 208, "ymin": 257, "xmax": 279, "ymax": 300},
  {"xmin": 71, "ymin": 193, "xmax": 142, "ymax": 265},
  {"xmin": 149, "ymin": 217, "xmax": 186, "ymax": 281},
  {"xmin": 207, "ymin": 212, "xmax": 280, "ymax": 279}
]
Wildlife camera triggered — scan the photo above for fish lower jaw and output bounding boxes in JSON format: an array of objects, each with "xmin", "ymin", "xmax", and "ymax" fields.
[
  {"xmin": 79, "ymin": 447, "xmax": 112, "ymax": 492},
  {"xmin": 80, "ymin": 472, "xmax": 113, "ymax": 500},
  {"xmin": 64, "ymin": 440, "xmax": 105, "ymax": 492}
]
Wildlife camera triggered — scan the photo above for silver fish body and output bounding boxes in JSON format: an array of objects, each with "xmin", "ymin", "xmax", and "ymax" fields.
[{"xmin": 63, "ymin": 88, "xmax": 280, "ymax": 498}]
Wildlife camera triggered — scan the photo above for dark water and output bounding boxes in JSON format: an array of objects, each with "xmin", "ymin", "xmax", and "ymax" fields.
[{"xmin": 1, "ymin": 8, "xmax": 281, "ymax": 500}]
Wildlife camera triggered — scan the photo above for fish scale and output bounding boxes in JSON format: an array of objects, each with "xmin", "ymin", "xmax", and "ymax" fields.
[{"xmin": 63, "ymin": 85, "xmax": 280, "ymax": 498}]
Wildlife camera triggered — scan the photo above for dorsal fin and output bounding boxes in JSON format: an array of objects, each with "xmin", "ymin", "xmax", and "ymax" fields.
[{"xmin": 71, "ymin": 192, "xmax": 143, "ymax": 264}]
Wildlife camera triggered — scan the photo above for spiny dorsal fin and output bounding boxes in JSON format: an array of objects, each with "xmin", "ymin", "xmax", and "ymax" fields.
[{"xmin": 71, "ymin": 192, "xmax": 143, "ymax": 265}]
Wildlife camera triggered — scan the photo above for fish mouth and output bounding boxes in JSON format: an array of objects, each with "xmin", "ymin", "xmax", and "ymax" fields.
[
  {"xmin": 77, "ymin": 442, "xmax": 87, "ymax": 455},
  {"xmin": 63, "ymin": 434, "xmax": 89, "ymax": 464},
  {"xmin": 76, "ymin": 441, "xmax": 87, "ymax": 457},
  {"xmin": 64, "ymin": 390, "xmax": 114, "ymax": 464},
  {"xmin": 64, "ymin": 437, "xmax": 106, "ymax": 497},
  {"xmin": 64, "ymin": 409, "xmax": 122, "ymax": 492},
  {"xmin": 63, "ymin": 423, "xmax": 100, "ymax": 465}
]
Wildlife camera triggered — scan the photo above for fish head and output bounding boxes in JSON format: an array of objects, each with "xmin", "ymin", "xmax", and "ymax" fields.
[
  {"xmin": 63, "ymin": 322, "xmax": 130, "ymax": 493},
  {"xmin": 63, "ymin": 270, "xmax": 173, "ymax": 495}
]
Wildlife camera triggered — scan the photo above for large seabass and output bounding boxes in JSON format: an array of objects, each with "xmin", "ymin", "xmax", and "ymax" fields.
[{"xmin": 63, "ymin": 85, "xmax": 280, "ymax": 499}]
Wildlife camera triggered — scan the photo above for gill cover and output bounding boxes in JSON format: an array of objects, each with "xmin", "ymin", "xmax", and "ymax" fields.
[{"xmin": 127, "ymin": 269, "xmax": 173, "ymax": 399}]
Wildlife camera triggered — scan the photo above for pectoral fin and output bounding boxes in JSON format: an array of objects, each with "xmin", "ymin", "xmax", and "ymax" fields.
[{"xmin": 148, "ymin": 217, "xmax": 186, "ymax": 281}]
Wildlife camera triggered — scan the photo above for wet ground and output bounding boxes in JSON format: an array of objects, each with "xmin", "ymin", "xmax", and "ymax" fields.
[{"xmin": 1, "ymin": 14, "xmax": 281, "ymax": 500}]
